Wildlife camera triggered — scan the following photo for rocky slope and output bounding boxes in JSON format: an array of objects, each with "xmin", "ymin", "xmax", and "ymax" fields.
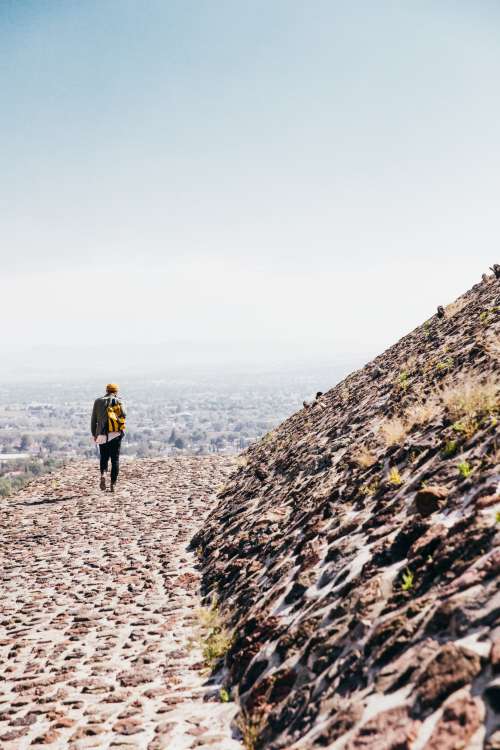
[{"xmin": 193, "ymin": 272, "xmax": 500, "ymax": 749}]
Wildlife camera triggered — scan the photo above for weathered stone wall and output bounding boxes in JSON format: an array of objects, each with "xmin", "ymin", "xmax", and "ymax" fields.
[{"xmin": 194, "ymin": 274, "xmax": 500, "ymax": 749}]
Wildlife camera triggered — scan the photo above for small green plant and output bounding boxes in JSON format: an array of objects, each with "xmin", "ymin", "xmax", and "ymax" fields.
[
  {"xmin": 423, "ymin": 321, "xmax": 431, "ymax": 338},
  {"xmin": 441, "ymin": 439, "xmax": 458, "ymax": 458},
  {"xmin": 457, "ymin": 460, "xmax": 473, "ymax": 479},
  {"xmin": 360, "ymin": 478, "xmax": 380, "ymax": 497},
  {"xmin": 452, "ymin": 419, "xmax": 479, "ymax": 440},
  {"xmin": 436, "ymin": 356, "xmax": 454, "ymax": 371},
  {"xmin": 495, "ymin": 511, "xmax": 500, "ymax": 523},
  {"xmin": 220, "ymin": 687, "xmax": 231, "ymax": 703},
  {"xmin": 194, "ymin": 596, "xmax": 233, "ymax": 671},
  {"xmin": 398, "ymin": 370, "xmax": 410, "ymax": 390},
  {"xmin": 401, "ymin": 568, "xmax": 414, "ymax": 591},
  {"xmin": 387, "ymin": 467, "xmax": 403, "ymax": 486},
  {"xmin": 479, "ymin": 307, "xmax": 498, "ymax": 325}
]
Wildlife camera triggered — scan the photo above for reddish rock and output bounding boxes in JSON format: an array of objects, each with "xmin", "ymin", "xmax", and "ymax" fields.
[
  {"xmin": 154, "ymin": 721, "xmax": 176, "ymax": 735},
  {"xmin": 415, "ymin": 643, "xmax": 482, "ymax": 715},
  {"xmin": 143, "ymin": 687, "xmax": 168, "ymax": 698},
  {"xmin": 81, "ymin": 679, "xmax": 113, "ymax": 694},
  {"xmin": 423, "ymin": 691, "xmax": 484, "ymax": 749},
  {"xmin": 191, "ymin": 735, "xmax": 229, "ymax": 747},
  {"xmin": 442, "ymin": 549, "xmax": 500, "ymax": 596},
  {"xmin": 31, "ymin": 729, "xmax": 61, "ymax": 744},
  {"xmin": 475, "ymin": 494, "xmax": 500, "ymax": 509},
  {"xmin": 344, "ymin": 706, "xmax": 420, "ymax": 749},
  {"xmin": 408, "ymin": 524, "xmax": 446, "ymax": 559},
  {"xmin": 117, "ymin": 706, "xmax": 142, "ymax": 719},
  {"xmin": 176, "ymin": 572, "xmax": 197, "ymax": 586},
  {"xmin": 9, "ymin": 712, "xmax": 38, "ymax": 726},
  {"xmin": 70, "ymin": 724, "xmax": 105, "ymax": 738},
  {"xmin": 45, "ymin": 709, "xmax": 65, "ymax": 721},
  {"xmin": 118, "ymin": 668, "xmax": 156, "ymax": 687},
  {"xmin": 268, "ymin": 668, "xmax": 297, "ymax": 705},
  {"xmin": 113, "ymin": 718, "xmax": 144, "ymax": 735},
  {"xmin": 100, "ymin": 691, "xmax": 131, "ymax": 703},
  {"xmin": 415, "ymin": 486, "xmax": 448, "ymax": 516},
  {"xmin": 187, "ymin": 725, "xmax": 208, "ymax": 736},
  {"xmin": 375, "ymin": 639, "xmax": 438, "ymax": 693},
  {"xmin": 315, "ymin": 700, "xmax": 363, "ymax": 744},
  {"xmin": 148, "ymin": 738, "xmax": 173, "ymax": 750},
  {"xmin": 51, "ymin": 717, "xmax": 75, "ymax": 728}
]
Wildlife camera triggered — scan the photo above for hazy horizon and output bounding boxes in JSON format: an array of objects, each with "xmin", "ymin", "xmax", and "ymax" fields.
[
  {"xmin": 2, "ymin": 1, "xmax": 499, "ymax": 380},
  {"xmin": 0, "ymin": 350, "xmax": 359, "ymax": 389}
]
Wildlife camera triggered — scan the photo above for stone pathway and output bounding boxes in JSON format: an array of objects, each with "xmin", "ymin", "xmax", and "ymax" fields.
[{"xmin": 0, "ymin": 457, "xmax": 242, "ymax": 750}]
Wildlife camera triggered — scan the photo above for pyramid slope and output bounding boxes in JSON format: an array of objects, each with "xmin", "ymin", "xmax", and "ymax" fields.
[{"xmin": 194, "ymin": 272, "xmax": 500, "ymax": 749}]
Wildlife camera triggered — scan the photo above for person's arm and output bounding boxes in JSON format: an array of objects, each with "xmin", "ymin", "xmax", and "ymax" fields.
[
  {"xmin": 91, "ymin": 400, "xmax": 98, "ymax": 438},
  {"xmin": 119, "ymin": 400, "xmax": 126, "ymax": 419}
]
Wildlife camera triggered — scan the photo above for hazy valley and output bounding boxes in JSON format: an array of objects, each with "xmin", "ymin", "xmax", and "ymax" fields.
[{"xmin": 0, "ymin": 365, "xmax": 351, "ymax": 497}]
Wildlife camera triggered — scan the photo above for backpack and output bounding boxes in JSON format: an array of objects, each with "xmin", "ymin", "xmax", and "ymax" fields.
[{"xmin": 106, "ymin": 396, "xmax": 126, "ymax": 433}]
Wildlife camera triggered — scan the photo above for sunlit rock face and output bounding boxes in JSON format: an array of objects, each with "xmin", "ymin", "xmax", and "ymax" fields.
[{"xmin": 193, "ymin": 273, "xmax": 500, "ymax": 749}]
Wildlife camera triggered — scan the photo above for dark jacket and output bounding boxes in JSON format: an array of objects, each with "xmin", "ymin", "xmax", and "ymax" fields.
[{"xmin": 91, "ymin": 395, "xmax": 126, "ymax": 438}]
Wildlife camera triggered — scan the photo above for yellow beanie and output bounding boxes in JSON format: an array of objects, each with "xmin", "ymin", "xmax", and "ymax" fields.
[{"xmin": 106, "ymin": 383, "xmax": 119, "ymax": 393}]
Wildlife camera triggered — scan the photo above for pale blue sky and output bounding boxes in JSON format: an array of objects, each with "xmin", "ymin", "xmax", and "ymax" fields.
[{"xmin": 1, "ymin": 1, "xmax": 499, "ymax": 377}]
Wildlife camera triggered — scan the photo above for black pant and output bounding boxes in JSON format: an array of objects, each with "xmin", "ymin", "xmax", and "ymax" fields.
[{"xmin": 99, "ymin": 435, "xmax": 122, "ymax": 484}]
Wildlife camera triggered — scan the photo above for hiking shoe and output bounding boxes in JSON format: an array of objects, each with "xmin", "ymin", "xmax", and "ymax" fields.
[
  {"xmin": 110, "ymin": 483, "xmax": 115, "ymax": 493},
  {"xmin": 100, "ymin": 476, "xmax": 106, "ymax": 491}
]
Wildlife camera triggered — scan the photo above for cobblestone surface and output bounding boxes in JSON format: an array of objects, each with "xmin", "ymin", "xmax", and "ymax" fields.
[{"xmin": 0, "ymin": 457, "xmax": 242, "ymax": 750}]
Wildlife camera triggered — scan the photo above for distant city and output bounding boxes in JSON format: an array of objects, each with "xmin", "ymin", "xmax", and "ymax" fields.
[{"xmin": 0, "ymin": 364, "xmax": 355, "ymax": 496}]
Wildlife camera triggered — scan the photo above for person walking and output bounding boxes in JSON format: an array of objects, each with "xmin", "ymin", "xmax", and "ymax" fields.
[{"xmin": 91, "ymin": 383, "xmax": 126, "ymax": 492}]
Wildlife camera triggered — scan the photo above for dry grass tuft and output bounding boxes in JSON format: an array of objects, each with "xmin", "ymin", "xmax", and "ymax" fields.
[
  {"xmin": 238, "ymin": 713, "xmax": 267, "ymax": 750},
  {"xmin": 405, "ymin": 397, "xmax": 441, "ymax": 426},
  {"xmin": 445, "ymin": 297, "xmax": 469, "ymax": 318},
  {"xmin": 405, "ymin": 355, "xmax": 418, "ymax": 372},
  {"xmin": 439, "ymin": 373, "xmax": 499, "ymax": 421},
  {"xmin": 377, "ymin": 372, "xmax": 499, "ymax": 447},
  {"xmin": 340, "ymin": 386, "xmax": 350, "ymax": 403},
  {"xmin": 352, "ymin": 444, "xmax": 377, "ymax": 468},
  {"xmin": 378, "ymin": 417, "xmax": 407, "ymax": 447}
]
